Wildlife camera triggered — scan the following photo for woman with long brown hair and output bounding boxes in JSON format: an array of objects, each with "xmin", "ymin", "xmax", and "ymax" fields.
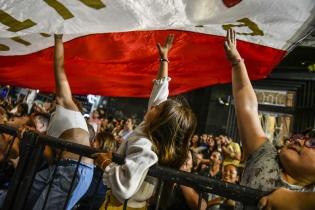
[{"xmin": 94, "ymin": 34, "xmax": 197, "ymax": 210}]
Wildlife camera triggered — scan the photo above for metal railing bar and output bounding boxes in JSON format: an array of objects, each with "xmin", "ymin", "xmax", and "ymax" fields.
[
  {"xmin": 0, "ymin": 124, "xmax": 18, "ymax": 136},
  {"xmin": 147, "ymin": 165, "xmax": 269, "ymax": 205},
  {"xmin": 37, "ymin": 135, "xmax": 124, "ymax": 164},
  {"xmin": 123, "ymin": 199, "xmax": 128, "ymax": 210},
  {"xmin": 197, "ymin": 191, "xmax": 202, "ymax": 210},
  {"xmin": 2, "ymin": 132, "xmax": 36, "ymax": 210},
  {"xmin": 0, "ymin": 125, "xmax": 269, "ymax": 207},
  {"xmin": 154, "ymin": 180, "xmax": 164, "ymax": 210},
  {"xmin": 11, "ymin": 132, "xmax": 44, "ymax": 210}
]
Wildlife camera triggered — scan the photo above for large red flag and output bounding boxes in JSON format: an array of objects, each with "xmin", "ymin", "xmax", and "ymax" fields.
[
  {"xmin": 0, "ymin": 31, "xmax": 285, "ymax": 97},
  {"xmin": 0, "ymin": 0, "xmax": 313, "ymax": 97}
]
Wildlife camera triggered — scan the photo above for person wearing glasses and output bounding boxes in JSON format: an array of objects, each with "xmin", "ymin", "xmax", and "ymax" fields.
[{"xmin": 224, "ymin": 28, "xmax": 315, "ymax": 210}]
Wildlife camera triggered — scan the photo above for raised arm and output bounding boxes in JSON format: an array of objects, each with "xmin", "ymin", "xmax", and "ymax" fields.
[
  {"xmin": 224, "ymin": 29, "xmax": 266, "ymax": 159},
  {"xmin": 156, "ymin": 34, "xmax": 174, "ymax": 79},
  {"xmin": 148, "ymin": 34, "xmax": 174, "ymax": 109},
  {"xmin": 54, "ymin": 34, "xmax": 78, "ymax": 111}
]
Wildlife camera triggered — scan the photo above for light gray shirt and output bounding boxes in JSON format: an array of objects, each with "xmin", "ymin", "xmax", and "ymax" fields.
[{"xmin": 236, "ymin": 141, "xmax": 315, "ymax": 210}]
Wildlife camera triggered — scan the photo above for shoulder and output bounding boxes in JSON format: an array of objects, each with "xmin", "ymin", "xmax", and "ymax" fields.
[
  {"xmin": 241, "ymin": 140, "xmax": 281, "ymax": 191},
  {"xmin": 126, "ymin": 136, "xmax": 155, "ymax": 152},
  {"xmin": 246, "ymin": 140, "xmax": 276, "ymax": 162}
]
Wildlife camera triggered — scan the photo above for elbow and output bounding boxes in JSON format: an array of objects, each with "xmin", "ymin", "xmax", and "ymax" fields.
[
  {"xmin": 106, "ymin": 171, "xmax": 138, "ymax": 202},
  {"xmin": 235, "ymin": 103, "xmax": 258, "ymax": 113}
]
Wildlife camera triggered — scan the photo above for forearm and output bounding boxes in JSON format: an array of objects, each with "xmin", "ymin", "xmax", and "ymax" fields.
[
  {"xmin": 259, "ymin": 188, "xmax": 315, "ymax": 210},
  {"xmin": 54, "ymin": 37, "xmax": 66, "ymax": 87},
  {"xmin": 208, "ymin": 197, "xmax": 224, "ymax": 207},
  {"xmin": 232, "ymin": 62, "xmax": 266, "ymax": 157},
  {"xmin": 156, "ymin": 60, "xmax": 168, "ymax": 79},
  {"xmin": 148, "ymin": 34, "xmax": 173, "ymax": 108},
  {"xmin": 54, "ymin": 36, "xmax": 72, "ymax": 102},
  {"xmin": 232, "ymin": 62, "xmax": 258, "ymax": 110},
  {"xmin": 180, "ymin": 185, "xmax": 207, "ymax": 210},
  {"xmin": 156, "ymin": 34, "xmax": 173, "ymax": 79},
  {"xmin": 295, "ymin": 192, "xmax": 315, "ymax": 210}
]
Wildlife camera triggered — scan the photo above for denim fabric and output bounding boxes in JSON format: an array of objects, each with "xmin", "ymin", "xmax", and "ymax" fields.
[
  {"xmin": 0, "ymin": 190, "xmax": 7, "ymax": 208},
  {"xmin": 75, "ymin": 167, "xmax": 107, "ymax": 210},
  {"xmin": 26, "ymin": 160, "xmax": 93, "ymax": 210}
]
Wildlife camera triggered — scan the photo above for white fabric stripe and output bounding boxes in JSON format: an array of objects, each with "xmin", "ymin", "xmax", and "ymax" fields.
[{"xmin": 0, "ymin": 0, "xmax": 314, "ymax": 55}]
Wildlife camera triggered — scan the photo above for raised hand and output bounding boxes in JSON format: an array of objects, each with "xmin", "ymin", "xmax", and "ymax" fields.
[
  {"xmin": 157, "ymin": 34, "xmax": 174, "ymax": 60},
  {"xmin": 224, "ymin": 29, "xmax": 241, "ymax": 63},
  {"xmin": 54, "ymin": 34, "xmax": 63, "ymax": 40}
]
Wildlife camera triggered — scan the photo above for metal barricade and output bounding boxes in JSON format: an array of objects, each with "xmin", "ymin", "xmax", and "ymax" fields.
[{"xmin": 0, "ymin": 124, "xmax": 268, "ymax": 210}]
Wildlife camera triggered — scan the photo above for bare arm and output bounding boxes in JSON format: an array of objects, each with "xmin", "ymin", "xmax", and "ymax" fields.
[
  {"xmin": 54, "ymin": 34, "xmax": 78, "ymax": 111},
  {"xmin": 224, "ymin": 29, "xmax": 266, "ymax": 159},
  {"xmin": 258, "ymin": 188, "xmax": 315, "ymax": 210},
  {"xmin": 207, "ymin": 196, "xmax": 226, "ymax": 207},
  {"xmin": 147, "ymin": 34, "xmax": 174, "ymax": 110},
  {"xmin": 156, "ymin": 34, "xmax": 174, "ymax": 79},
  {"xmin": 180, "ymin": 185, "xmax": 207, "ymax": 210}
]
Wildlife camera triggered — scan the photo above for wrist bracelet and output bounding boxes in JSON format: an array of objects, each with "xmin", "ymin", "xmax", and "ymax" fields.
[
  {"xmin": 160, "ymin": 58, "xmax": 169, "ymax": 63},
  {"xmin": 231, "ymin": 58, "xmax": 244, "ymax": 66},
  {"xmin": 101, "ymin": 159, "xmax": 112, "ymax": 169}
]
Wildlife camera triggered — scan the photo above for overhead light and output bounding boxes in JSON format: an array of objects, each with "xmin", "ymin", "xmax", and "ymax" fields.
[
  {"xmin": 218, "ymin": 97, "xmax": 230, "ymax": 106},
  {"xmin": 218, "ymin": 97, "xmax": 225, "ymax": 105}
]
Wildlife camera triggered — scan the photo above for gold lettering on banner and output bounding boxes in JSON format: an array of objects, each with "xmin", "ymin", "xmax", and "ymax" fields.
[
  {"xmin": 11, "ymin": 37, "xmax": 31, "ymax": 46},
  {"xmin": 0, "ymin": 43, "xmax": 10, "ymax": 51},
  {"xmin": 79, "ymin": 0, "xmax": 106, "ymax": 9},
  {"xmin": 222, "ymin": 18, "xmax": 264, "ymax": 36},
  {"xmin": 0, "ymin": 10, "xmax": 36, "ymax": 32},
  {"xmin": 44, "ymin": 0, "xmax": 74, "ymax": 19},
  {"xmin": 40, "ymin": 33, "xmax": 51, "ymax": 37}
]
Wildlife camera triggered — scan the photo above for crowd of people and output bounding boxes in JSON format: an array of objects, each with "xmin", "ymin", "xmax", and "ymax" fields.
[
  {"xmin": 0, "ymin": 95, "xmax": 243, "ymax": 210},
  {"xmin": 0, "ymin": 30, "xmax": 314, "ymax": 210}
]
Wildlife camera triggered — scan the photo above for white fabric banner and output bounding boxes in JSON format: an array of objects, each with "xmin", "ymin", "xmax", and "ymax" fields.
[{"xmin": 0, "ymin": 0, "xmax": 314, "ymax": 55}]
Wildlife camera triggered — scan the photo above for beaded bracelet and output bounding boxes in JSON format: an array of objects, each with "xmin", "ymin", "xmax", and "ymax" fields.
[
  {"xmin": 159, "ymin": 58, "xmax": 169, "ymax": 63},
  {"xmin": 101, "ymin": 159, "xmax": 112, "ymax": 169}
]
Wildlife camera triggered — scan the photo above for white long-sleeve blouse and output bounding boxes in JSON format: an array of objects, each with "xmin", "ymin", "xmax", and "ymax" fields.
[{"xmin": 103, "ymin": 77, "xmax": 171, "ymax": 208}]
